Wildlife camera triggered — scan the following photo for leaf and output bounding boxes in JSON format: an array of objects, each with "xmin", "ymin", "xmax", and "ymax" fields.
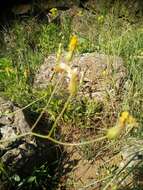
[
  {"xmin": 13, "ymin": 174, "xmax": 21, "ymax": 182},
  {"xmin": 27, "ymin": 176, "xmax": 36, "ymax": 183}
]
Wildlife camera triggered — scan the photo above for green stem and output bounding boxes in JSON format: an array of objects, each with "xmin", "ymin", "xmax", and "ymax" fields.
[
  {"xmin": 31, "ymin": 75, "xmax": 63, "ymax": 131},
  {"xmin": 48, "ymin": 95, "xmax": 72, "ymax": 137},
  {"xmin": 0, "ymin": 131, "xmax": 106, "ymax": 147},
  {"xmin": 0, "ymin": 132, "xmax": 30, "ymax": 143},
  {"xmin": 3, "ymin": 94, "xmax": 47, "ymax": 116},
  {"xmin": 31, "ymin": 132, "xmax": 107, "ymax": 146}
]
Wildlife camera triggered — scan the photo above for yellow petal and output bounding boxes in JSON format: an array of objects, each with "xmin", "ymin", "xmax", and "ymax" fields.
[
  {"xmin": 119, "ymin": 111, "xmax": 129, "ymax": 127},
  {"xmin": 68, "ymin": 35, "xmax": 78, "ymax": 52}
]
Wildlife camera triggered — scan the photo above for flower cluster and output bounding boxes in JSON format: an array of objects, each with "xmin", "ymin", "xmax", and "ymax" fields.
[
  {"xmin": 66, "ymin": 35, "xmax": 78, "ymax": 62},
  {"xmin": 49, "ymin": 8, "xmax": 58, "ymax": 19},
  {"xmin": 55, "ymin": 35, "xmax": 78, "ymax": 96},
  {"xmin": 107, "ymin": 111, "xmax": 137, "ymax": 140}
]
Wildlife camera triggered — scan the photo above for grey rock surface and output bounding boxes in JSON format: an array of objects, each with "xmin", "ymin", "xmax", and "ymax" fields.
[
  {"xmin": 0, "ymin": 98, "xmax": 55, "ymax": 176},
  {"xmin": 34, "ymin": 53, "xmax": 126, "ymax": 101},
  {"xmin": 118, "ymin": 138, "xmax": 143, "ymax": 188}
]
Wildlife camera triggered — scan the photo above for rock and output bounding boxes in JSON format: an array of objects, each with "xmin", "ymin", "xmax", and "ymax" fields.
[
  {"xmin": 34, "ymin": 53, "xmax": 126, "ymax": 102},
  {"xmin": 11, "ymin": 0, "xmax": 80, "ymax": 16},
  {"xmin": 39, "ymin": 0, "xmax": 80, "ymax": 10},
  {"xmin": 0, "ymin": 97, "xmax": 32, "ymax": 151},
  {"xmin": 0, "ymin": 97, "xmax": 59, "ymax": 177},
  {"xmin": 117, "ymin": 138, "xmax": 143, "ymax": 188},
  {"xmin": 12, "ymin": 4, "xmax": 31, "ymax": 15},
  {"xmin": 121, "ymin": 139, "xmax": 143, "ymax": 168}
]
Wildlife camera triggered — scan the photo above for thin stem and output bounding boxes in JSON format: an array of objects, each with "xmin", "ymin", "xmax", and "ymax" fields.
[
  {"xmin": 48, "ymin": 95, "xmax": 72, "ymax": 137},
  {"xmin": 2, "ymin": 94, "xmax": 47, "ymax": 116},
  {"xmin": 102, "ymin": 153, "xmax": 138, "ymax": 190},
  {"xmin": 0, "ymin": 131, "xmax": 106, "ymax": 147},
  {"xmin": 0, "ymin": 132, "xmax": 30, "ymax": 143},
  {"xmin": 31, "ymin": 132, "xmax": 107, "ymax": 146},
  {"xmin": 79, "ymin": 175, "xmax": 113, "ymax": 190},
  {"xmin": 31, "ymin": 75, "xmax": 63, "ymax": 131}
]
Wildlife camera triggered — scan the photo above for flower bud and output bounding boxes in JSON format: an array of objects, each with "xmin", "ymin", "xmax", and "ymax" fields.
[
  {"xmin": 68, "ymin": 69, "xmax": 78, "ymax": 96},
  {"xmin": 106, "ymin": 126, "xmax": 121, "ymax": 140}
]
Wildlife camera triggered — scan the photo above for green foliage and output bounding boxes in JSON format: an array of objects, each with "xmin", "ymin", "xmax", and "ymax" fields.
[
  {"xmin": 0, "ymin": 18, "xmax": 67, "ymax": 105},
  {"xmin": 64, "ymin": 97, "xmax": 103, "ymax": 128},
  {"xmin": 0, "ymin": 2, "xmax": 143, "ymax": 189},
  {"xmin": 0, "ymin": 162, "xmax": 57, "ymax": 190},
  {"xmin": 38, "ymin": 23, "xmax": 61, "ymax": 54},
  {"xmin": 0, "ymin": 57, "xmax": 14, "ymax": 90}
]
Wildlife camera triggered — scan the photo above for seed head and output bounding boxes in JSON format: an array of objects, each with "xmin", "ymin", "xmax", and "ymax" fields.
[
  {"xmin": 68, "ymin": 69, "xmax": 78, "ymax": 96},
  {"xmin": 106, "ymin": 126, "xmax": 121, "ymax": 140}
]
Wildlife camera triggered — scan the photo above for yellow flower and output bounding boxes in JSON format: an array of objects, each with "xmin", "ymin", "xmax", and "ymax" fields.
[
  {"xmin": 66, "ymin": 35, "xmax": 78, "ymax": 62},
  {"xmin": 68, "ymin": 35, "xmax": 78, "ymax": 52},
  {"xmin": 107, "ymin": 111, "xmax": 138, "ymax": 140},
  {"xmin": 118, "ymin": 111, "xmax": 138, "ymax": 129},
  {"xmin": 119, "ymin": 111, "xmax": 129, "ymax": 128},
  {"xmin": 121, "ymin": 111, "xmax": 129, "ymax": 120},
  {"xmin": 49, "ymin": 8, "xmax": 58, "ymax": 18},
  {"xmin": 54, "ymin": 65, "xmax": 64, "ymax": 73}
]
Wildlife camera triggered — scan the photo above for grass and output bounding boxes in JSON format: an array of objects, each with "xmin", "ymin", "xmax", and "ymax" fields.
[{"xmin": 0, "ymin": 1, "xmax": 143, "ymax": 189}]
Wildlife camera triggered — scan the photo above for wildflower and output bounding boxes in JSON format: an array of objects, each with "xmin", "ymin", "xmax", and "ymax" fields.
[
  {"xmin": 107, "ymin": 111, "xmax": 137, "ymax": 140},
  {"xmin": 66, "ymin": 35, "xmax": 78, "ymax": 62},
  {"xmin": 106, "ymin": 126, "xmax": 121, "ymax": 140},
  {"xmin": 68, "ymin": 35, "xmax": 78, "ymax": 52},
  {"xmin": 54, "ymin": 36, "xmax": 79, "ymax": 95},
  {"xmin": 54, "ymin": 64, "xmax": 64, "ymax": 73},
  {"xmin": 49, "ymin": 8, "xmax": 58, "ymax": 18},
  {"xmin": 119, "ymin": 111, "xmax": 129, "ymax": 128},
  {"xmin": 68, "ymin": 69, "xmax": 78, "ymax": 96},
  {"xmin": 120, "ymin": 111, "xmax": 129, "ymax": 121}
]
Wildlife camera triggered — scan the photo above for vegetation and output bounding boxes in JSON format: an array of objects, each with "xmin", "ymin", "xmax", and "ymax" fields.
[{"xmin": 0, "ymin": 1, "xmax": 143, "ymax": 189}]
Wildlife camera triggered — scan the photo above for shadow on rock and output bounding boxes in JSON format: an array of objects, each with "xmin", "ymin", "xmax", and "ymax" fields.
[{"xmin": 0, "ymin": 97, "xmax": 77, "ymax": 190}]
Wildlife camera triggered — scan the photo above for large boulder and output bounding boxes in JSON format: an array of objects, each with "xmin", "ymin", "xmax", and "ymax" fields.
[{"xmin": 34, "ymin": 53, "xmax": 126, "ymax": 102}]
